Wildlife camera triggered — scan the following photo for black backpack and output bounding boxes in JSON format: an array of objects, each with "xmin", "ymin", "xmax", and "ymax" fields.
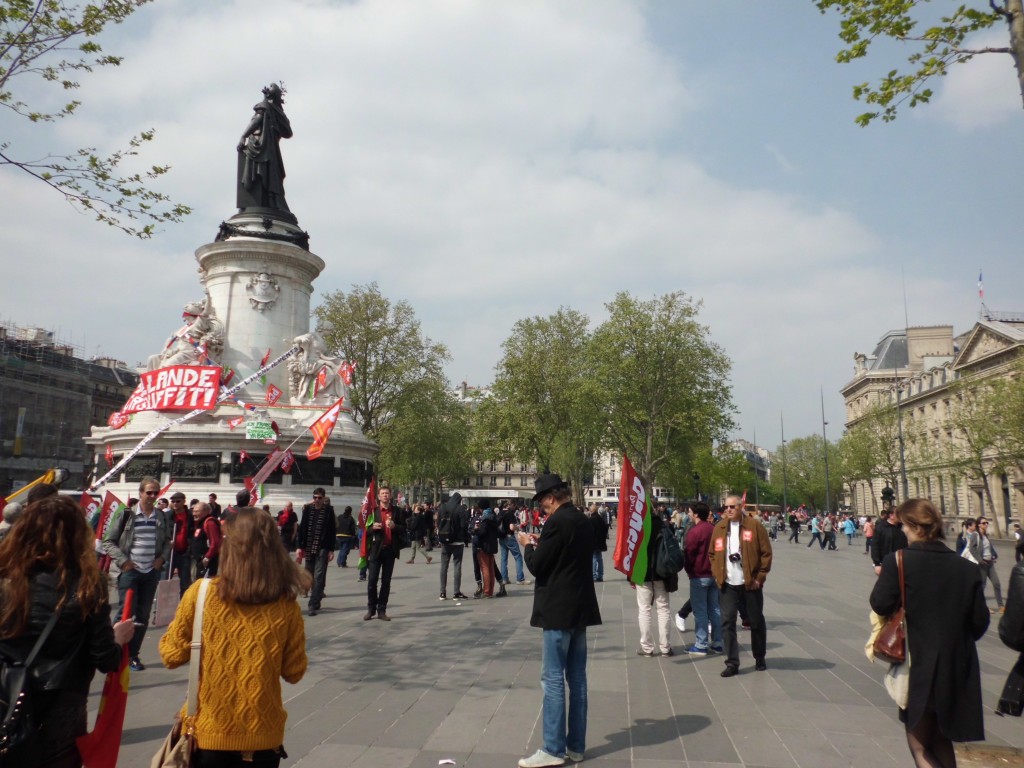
[
  {"xmin": 436, "ymin": 507, "xmax": 453, "ymax": 540},
  {"xmin": 655, "ymin": 527, "xmax": 686, "ymax": 580},
  {"xmin": 0, "ymin": 609, "xmax": 62, "ymax": 767}
]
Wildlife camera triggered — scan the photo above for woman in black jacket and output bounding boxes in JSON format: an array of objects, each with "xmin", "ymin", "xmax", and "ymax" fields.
[
  {"xmin": 870, "ymin": 499, "xmax": 989, "ymax": 768},
  {"xmin": 0, "ymin": 495, "xmax": 134, "ymax": 768}
]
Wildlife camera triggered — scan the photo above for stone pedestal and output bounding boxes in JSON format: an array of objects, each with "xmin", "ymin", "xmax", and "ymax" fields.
[{"xmin": 86, "ymin": 211, "xmax": 377, "ymax": 510}]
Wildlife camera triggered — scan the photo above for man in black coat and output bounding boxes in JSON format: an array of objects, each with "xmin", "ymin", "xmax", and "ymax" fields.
[
  {"xmin": 587, "ymin": 504, "xmax": 609, "ymax": 582},
  {"xmin": 871, "ymin": 505, "xmax": 908, "ymax": 576},
  {"xmin": 296, "ymin": 487, "xmax": 336, "ymax": 616},
  {"xmin": 437, "ymin": 492, "xmax": 471, "ymax": 600},
  {"xmin": 517, "ymin": 474, "xmax": 601, "ymax": 768}
]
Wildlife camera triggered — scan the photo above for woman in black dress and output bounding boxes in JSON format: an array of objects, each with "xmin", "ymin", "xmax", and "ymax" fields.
[{"xmin": 870, "ymin": 499, "xmax": 989, "ymax": 768}]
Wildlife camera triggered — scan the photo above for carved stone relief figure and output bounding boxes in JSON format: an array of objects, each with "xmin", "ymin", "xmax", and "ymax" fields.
[
  {"xmin": 147, "ymin": 288, "xmax": 225, "ymax": 370},
  {"xmin": 246, "ymin": 272, "xmax": 280, "ymax": 312},
  {"xmin": 288, "ymin": 332, "xmax": 348, "ymax": 406}
]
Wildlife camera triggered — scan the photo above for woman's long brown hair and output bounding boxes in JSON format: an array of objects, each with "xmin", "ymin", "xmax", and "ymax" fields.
[
  {"xmin": 217, "ymin": 507, "xmax": 312, "ymax": 604},
  {"xmin": 0, "ymin": 495, "xmax": 108, "ymax": 638}
]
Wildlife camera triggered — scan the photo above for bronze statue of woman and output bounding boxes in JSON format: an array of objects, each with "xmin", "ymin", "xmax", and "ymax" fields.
[{"xmin": 237, "ymin": 83, "xmax": 292, "ymax": 213}]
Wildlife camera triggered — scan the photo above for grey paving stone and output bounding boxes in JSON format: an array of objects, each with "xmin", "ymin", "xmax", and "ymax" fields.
[{"xmin": 101, "ymin": 535, "xmax": 1022, "ymax": 767}]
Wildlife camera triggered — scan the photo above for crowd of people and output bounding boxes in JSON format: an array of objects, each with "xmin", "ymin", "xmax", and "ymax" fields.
[{"xmin": 1, "ymin": 475, "xmax": 1022, "ymax": 768}]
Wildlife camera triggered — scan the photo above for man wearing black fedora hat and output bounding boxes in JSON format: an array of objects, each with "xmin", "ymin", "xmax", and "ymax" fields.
[{"xmin": 516, "ymin": 473, "xmax": 602, "ymax": 768}]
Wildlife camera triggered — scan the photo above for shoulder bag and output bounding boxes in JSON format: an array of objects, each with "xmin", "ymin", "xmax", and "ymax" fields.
[
  {"xmin": 0, "ymin": 609, "xmax": 62, "ymax": 767},
  {"xmin": 151, "ymin": 578, "xmax": 211, "ymax": 768},
  {"xmin": 873, "ymin": 549, "xmax": 907, "ymax": 665}
]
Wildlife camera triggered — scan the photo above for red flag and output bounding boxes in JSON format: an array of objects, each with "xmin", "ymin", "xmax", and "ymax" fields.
[
  {"xmin": 107, "ymin": 411, "xmax": 129, "ymax": 429},
  {"xmin": 221, "ymin": 366, "xmax": 235, "ymax": 386},
  {"xmin": 306, "ymin": 398, "xmax": 344, "ymax": 460},
  {"xmin": 280, "ymin": 450, "xmax": 295, "ymax": 473},
  {"xmin": 239, "ymin": 450, "xmax": 250, "ymax": 464},
  {"xmin": 612, "ymin": 454, "xmax": 652, "ymax": 585},
  {"xmin": 105, "ymin": 444, "xmax": 114, "ymax": 466},
  {"xmin": 338, "ymin": 361, "xmax": 356, "ymax": 385},
  {"xmin": 228, "ymin": 415, "xmax": 245, "ymax": 431},
  {"xmin": 357, "ymin": 476, "xmax": 377, "ymax": 568},
  {"xmin": 0, "ymin": 496, "xmax": 6, "ymax": 518},
  {"xmin": 76, "ymin": 591, "xmax": 134, "ymax": 768},
  {"xmin": 260, "ymin": 348, "xmax": 271, "ymax": 368},
  {"xmin": 313, "ymin": 366, "xmax": 328, "ymax": 396},
  {"xmin": 266, "ymin": 384, "xmax": 283, "ymax": 405},
  {"xmin": 243, "ymin": 477, "xmax": 261, "ymax": 507}
]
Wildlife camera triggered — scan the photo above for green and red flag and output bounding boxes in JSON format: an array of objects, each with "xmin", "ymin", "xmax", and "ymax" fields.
[
  {"xmin": 357, "ymin": 476, "xmax": 377, "ymax": 570},
  {"xmin": 612, "ymin": 454, "xmax": 652, "ymax": 585},
  {"xmin": 76, "ymin": 590, "xmax": 134, "ymax": 768}
]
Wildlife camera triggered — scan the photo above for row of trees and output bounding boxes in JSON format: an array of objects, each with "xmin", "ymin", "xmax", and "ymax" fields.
[
  {"xmin": 762, "ymin": 362, "xmax": 1024, "ymax": 536},
  {"xmin": 312, "ymin": 286, "xmax": 740, "ymax": 506}
]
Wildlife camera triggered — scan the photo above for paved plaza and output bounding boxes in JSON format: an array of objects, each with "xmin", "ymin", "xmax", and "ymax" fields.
[{"xmin": 105, "ymin": 532, "xmax": 1023, "ymax": 768}]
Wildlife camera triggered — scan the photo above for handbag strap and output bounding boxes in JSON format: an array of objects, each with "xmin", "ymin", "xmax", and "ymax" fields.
[
  {"xmin": 22, "ymin": 607, "xmax": 62, "ymax": 668},
  {"xmin": 897, "ymin": 549, "xmax": 905, "ymax": 612},
  {"xmin": 185, "ymin": 578, "xmax": 211, "ymax": 718}
]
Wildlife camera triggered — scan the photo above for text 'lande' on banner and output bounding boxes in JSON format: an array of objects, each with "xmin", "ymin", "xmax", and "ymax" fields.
[
  {"xmin": 612, "ymin": 454, "xmax": 652, "ymax": 585},
  {"xmin": 122, "ymin": 365, "xmax": 221, "ymax": 413}
]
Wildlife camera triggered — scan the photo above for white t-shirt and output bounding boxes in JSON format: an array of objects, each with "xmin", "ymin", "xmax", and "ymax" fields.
[{"xmin": 726, "ymin": 521, "xmax": 744, "ymax": 586}]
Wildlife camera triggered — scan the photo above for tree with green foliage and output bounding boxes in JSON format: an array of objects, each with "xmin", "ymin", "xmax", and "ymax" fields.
[
  {"xmin": 815, "ymin": 0, "xmax": 1024, "ymax": 125},
  {"xmin": 374, "ymin": 378, "xmax": 474, "ymax": 503},
  {"xmin": 314, "ymin": 282, "xmax": 449, "ymax": 441},
  {"xmin": 1, "ymin": 0, "xmax": 189, "ymax": 236},
  {"xmin": 474, "ymin": 308, "xmax": 604, "ymax": 506},
  {"xmin": 589, "ymin": 291, "xmax": 735, "ymax": 490},
  {"xmin": 779, "ymin": 434, "xmax": 844, "ymax": 512},
  {"xmin": 943, "ymin": 374, "xmax": 1014, "ymax": 536},
  {"xmin": 839, "ymin": 401, "xmax": 904, "ymax": 510}
]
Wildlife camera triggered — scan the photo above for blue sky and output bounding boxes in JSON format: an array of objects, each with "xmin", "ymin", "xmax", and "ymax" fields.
[{"xmin": 2, "ymin": 0, "xmax": 1021, "ymax": 451}]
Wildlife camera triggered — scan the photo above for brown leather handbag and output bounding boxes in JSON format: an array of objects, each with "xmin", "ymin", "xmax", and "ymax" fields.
[{"xmin": 873, "ymin": 549, "xmax": 907, "ymax": 664}]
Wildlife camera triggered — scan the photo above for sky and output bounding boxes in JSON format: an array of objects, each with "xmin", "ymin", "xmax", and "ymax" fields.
[{"xmin": 3, "ymin": 0, "xmax": 1022, "ymax": 452}]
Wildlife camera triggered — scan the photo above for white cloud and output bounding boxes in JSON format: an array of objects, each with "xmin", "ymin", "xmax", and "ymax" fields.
[
  {"xmin": 932, "ymin": 29, "xmax": 1021, "ymax": 131},
  {"xmin": 4, "ymin": 0, "xmax": 1006, "ymax": 444}
]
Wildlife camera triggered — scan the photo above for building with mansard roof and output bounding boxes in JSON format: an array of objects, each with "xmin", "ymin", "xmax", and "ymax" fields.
[{"xmin": 841, "ymin": 310, "xmax": 1023, "ymax": 533}]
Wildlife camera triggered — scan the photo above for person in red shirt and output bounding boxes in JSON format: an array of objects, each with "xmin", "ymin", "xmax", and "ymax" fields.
[
  {"xmin": 363, "ymin": 487, "xmax": 407, "ymax": 621},
  {"xmin": 168, "ymin": 492, "xmax": 195, "ymax": 595}
]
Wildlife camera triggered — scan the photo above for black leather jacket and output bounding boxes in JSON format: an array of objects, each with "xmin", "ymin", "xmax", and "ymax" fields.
[{"xmin": 0, "ymin": 569, "xmax": 122, "ymax": 695}]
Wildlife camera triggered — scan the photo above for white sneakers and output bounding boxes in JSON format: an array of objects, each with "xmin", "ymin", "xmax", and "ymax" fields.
[
  {"xmin": 519, "ymin": 749, "xmax": 565, "ymax": 767},
  {"xmin": 675, "ymin": 614, "xmax": 686, "ymax": 633}
]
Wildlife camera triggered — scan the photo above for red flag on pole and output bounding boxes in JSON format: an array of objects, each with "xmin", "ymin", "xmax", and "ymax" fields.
[
  {"xmin": 306, "ymin": 398, "xmax": 344, "ymax": 460},
  {"xmin": 76, "ymin": 590, "xmax": 134, "ymax": 768},
  {"xmin": 357, "ymin": 476, "xmax": 377, "ymax": 570},
  {"xmin": 612, "ymin": 454, "xmax": 652, "ymax": 585},
  {"xmin": 105, "ymin": 444, "xmax": 114, "ymax": 466},
  {"xmin": 313, "ymin": 366, "xmax": 328, "ymax": 396}
]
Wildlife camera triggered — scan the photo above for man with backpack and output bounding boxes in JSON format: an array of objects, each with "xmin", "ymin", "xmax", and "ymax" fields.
[
  {"xmin": 437, "ymin": 492, "xmax": 470, "ymax": 600},
  {"xmin": 633, "ymin": 513, "xmax": 682, "ymax": 658}
]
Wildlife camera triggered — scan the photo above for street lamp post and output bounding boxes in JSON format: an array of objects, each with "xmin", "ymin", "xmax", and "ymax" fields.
[
  {"xmin": 893, "ymin": 366, "xmax": 910, "ymax": 501},
  {"xmin": 693, "ymin": 472, "xmax": 701, "ymax": 501},
  {"xmin": 780, "ymin": 412, "xmax": 789, "ymax": 513},
  {"xmin": 821, "ymin": 387, "xmax": 831, "ymax": 515}
]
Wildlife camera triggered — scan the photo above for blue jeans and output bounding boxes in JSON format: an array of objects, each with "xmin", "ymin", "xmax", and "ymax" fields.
[
  {"xmin": 541, "ymin": 628, "xmax": 588, "ymax": 758},
  {"xmin": 336, "ymin": 536, "xmax": 355, "ymax": 566},
  {"xmin": 688, "ymin": 576, "xmax": 722, "ymax": 650},
  {"xmin": 117, "ymin": 567, "xmax": 161, "ymax": 659},
  {"xmin": 592, "ymin": 551, "xmax": 604, "ymax": 581},
  {"xmin": 498, "ymin": 536, "xmax": 525, "ymax": 582}
]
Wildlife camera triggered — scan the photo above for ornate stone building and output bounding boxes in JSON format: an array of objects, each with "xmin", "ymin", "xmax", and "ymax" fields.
[{"xmin": 842, "ymin": 314, "xmax": 1024, "ymax": 532}]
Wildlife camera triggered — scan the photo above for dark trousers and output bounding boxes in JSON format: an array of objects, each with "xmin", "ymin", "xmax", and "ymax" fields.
[
  {"xmin": 439, "ymin": 542, "xmax": 465, "ymax": 594},
  {"xmin": 367, "ymin": 548, "xmax": 396, "ymax": 615},
  {"xmin": 471, "ymin": 544, "xmax": 482, "ymax": 583},
  {"xmin": 788, "ymin": 526, "xmax": 799, "ymax": 543},
  {"xmin": 169, "ymin": 548, "xmax": 192, "ymax": 596},
  {"xmin": 807, "ymin": 532, "xmax": 824, "ymax": 549},
  {"xmin": 720, "ymin": 583, "xmax": 766, "ymax": 670},
  {"xmin": 304, "ymin": 548, "xmax": 330, "ymax": 609},
  {"xmin": 117, "ymin": 567, "xmax": 161, "ymax": 659}
]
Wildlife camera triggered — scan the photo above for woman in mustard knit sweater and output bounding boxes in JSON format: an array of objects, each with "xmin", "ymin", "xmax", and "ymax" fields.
[{"xmin": 160, "ymin": 507, "xmax": 312, "ymax": 767}]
